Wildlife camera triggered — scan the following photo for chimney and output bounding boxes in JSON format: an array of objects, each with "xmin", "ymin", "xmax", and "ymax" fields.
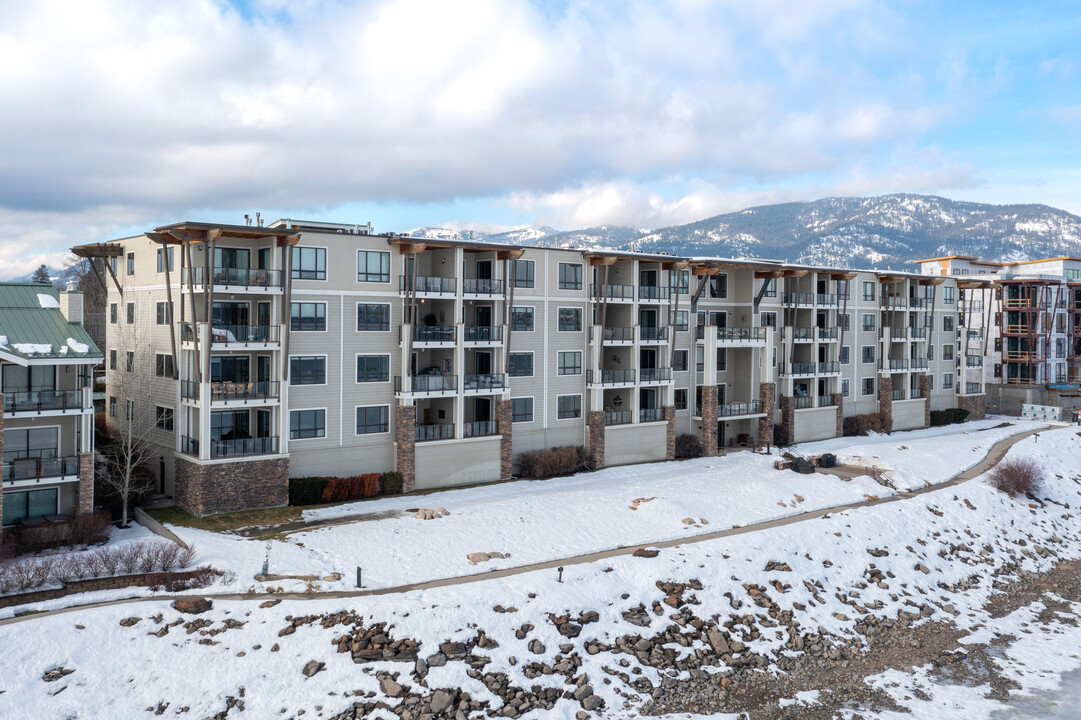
[{"xmin": 59, "ymin": 290, "xmax": 84, "ymax": 325}]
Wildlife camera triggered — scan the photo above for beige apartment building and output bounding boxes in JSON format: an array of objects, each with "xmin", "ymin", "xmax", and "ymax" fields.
[{"xmin": 76, "ymin": 220, "xmax": 984, "ymax": 516}]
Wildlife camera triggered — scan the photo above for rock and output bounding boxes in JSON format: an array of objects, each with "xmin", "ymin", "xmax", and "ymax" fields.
[
  {"xmin": 632, "ymin": 548, "xmax": 659, "ymax": 558},
  {"xmin": 558, "ymin": 622, "xmax": 582, "ymax": 638},
  {"xmin": 302, "ymin": 660, "xmax": 325, "ymax": 678},
  {"xmin": 573, "ymin": 684, "xmax": 594, "ymax": 701},
  {"xmin": 427, "ymin": 652, "xmax": 447, "ymax": 667},
  {"xmin": 579, "ymin": 611, "xmax": 600, "ymax": 624},
  {"xmin": 467, "ymin": 552, "xmax": 490, "ymax": 563},
  {"xmin": 430, "ymin": 689, "xmax": 454, "ymax": 714},
  {"xmin": 582, "ymin": 694, "xmax": 604, "ymax": 711},
  {"xmin": 119, "ymin": 617, "xmax": 142, "ymax": 627},
  {"xmin": 415, "ymin": 658, "xmax": 428, "ymax": 676},
  {"xmin": 529, "ymin": 639, "xmax": 546, "ymax": 655},
  {"xmin": 270, "ymin": 644, "xmax": 279, "ymax": 652},
  {"xmin": 682, "ymin": 517, "xmax": 695, "ymax": 525},
  {"xmin": 42, "ymin": 667, "xmax": 74, "ymax": 682},
  {"xmin": 173, "ymin": 597, "xmax": 213, "ymax": 614},
  {"xmin": 706, "ymin": 629, "xmax": 730, "ymax": 655},
  {"xmin": 440, "ymin": 642, "xmax": 467, "ymax": 659},
  {"xmin": 259, "ymin": 599, "xmax": 281, "ymax": 608},
  {"xmin": 488, "ymin": 552, "xmax": 505, "ymax": 560},
  {"xmin": 379, "ymin": 676, "xmax": 403, "ymax": 697}
]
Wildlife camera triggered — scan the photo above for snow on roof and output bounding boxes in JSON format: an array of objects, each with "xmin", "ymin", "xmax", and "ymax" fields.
[
  {"xmin": 66, "ymin": 337, "xmax": 89, "ymax": 354},
  {"xmin": 37, "ymin": 293, "xmax": 60, "ymax": 309}
]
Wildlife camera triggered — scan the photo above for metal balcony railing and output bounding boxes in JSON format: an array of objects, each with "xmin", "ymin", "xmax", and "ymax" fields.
[
  {"xmin": 463, "ymin": 421, "xmax": 498, "ymax": 438},
  {"xmin": 718, "ymin": 401, "xmax": 760, "ymax": 417},
  {"xmin": 463, "ymin": 278, "xmax": 504, "ymax": 295},
  {"xmin": 599, "ymin": 326, "xmax": 633, "ymax": 342},
  {"xmin": 717, "ymin": 326, "xmax": 766, "ymax": 342},
  {"xmin": 394, "ymin": 374, "xmax": 458, "ymax": 393},
  {"xmin": 789, "ymin": 327, "xmax": 815, "ymax": 340},
  {"xmin": 783, "ymin": 292, "xmax": 815, "ymax": 306},
  {"xmin": 965, "ymin": 356, "xmax": 983, "ymax": 367},
  {"xmin": 910, "ymin": 358, "xmax": 929, "ymax": 370},
  {"xmin": 784, "ymin": 362, "xmax": 816, "ymax": 375},
  {"xmin": 639, "ymin": 408, "xmax": 664, "ymax": 422},
  {"xmin": 817, "ymin": 395, "xmax": 836, "ymax": 407},
  {"xmin": 206, "ymin": 324, "xmax": 280, "ymax": 344},
  {"xmin": 817, "ymin": 327, "xmax": 838, "ymax": 339},
  {"xmin": 588, "ymin": 369, "xmax": 635, "ymax": 384},
  {"xmin": 880, "ymin": 296, "xmax": 907, "ymax": 309},
  {"xmin": 604, "ymin": 411, "xmax": 631, "ymax": 426},
  {"xmin": 640, "ymin": 326, "xmax": 668, "ymax": 341},
  {"xmin": 818, "ymin": 361, "xmax": 839, "ymax": 373},
  {"xmin": 413, "ymin": 326, "xmax": 456, "ymax": 342},
  {"xmin": 793, "ymin": 396, "xmax": 813, "ymax": 409},
  {"xmin": 400, "ymin": 275, "xmax": 456, "ymax": 293},
  {"xmin": 464, "ymin": 326, "xmax": 503, "ymax": 342},
  {"xmin": 890, "ymin": 328, "xmax": 908, "ymax": 340},
  {"xmin": 464, "ymin": 373, "xmax": 506, "ymax": 390},
  {"xmin": 887, "ymin": 358, "xmax": 909, "ymax": 371},
  {"xmin": 638, "ymin": 286, "xmax": 670, "ymax": 301},
  {"xmin": 416, "ymin": 424, "xmax": 454, "ymax": 441},
  {"xmin": 3, "ymin": 389, "xmax": 84, "ymax": 413},
  {"xmin": 185, "ymin": 266, "xmax": 283, "ymax": 288},
  {"xmin": 590, "ymin": 283, "xmax": 635, "ymax": 300},
  {"xmin": 209, "ymin": 381, "xmax": 279, "ymax": 402},
  {"xmin": 891, "ymin": 389, "xmax": 906, "ymax": 401},
  {"xmin": 910, "ymin": 327, "xmax": 927, "ymax": 339},
  {"xmin": 817, "ymin": 293, "xmax": 838, "ymax": 305},
  {"xmin": 966, "ymin": 382, "xmax": 982, "ymax": 394},
  {"xmin": 640, "ymin": 367, "xmax": 672, "ymax": 382},
  {"xmin": 209, "ymin": 436, "xmax": 279, "ymax": 458},
  {"xmin": 2, "ymin": 455, "xmax": 79, "ymax": 482},
  {"xmin": 910, "ymin": 387, "xmax": 924, "ymax": 399}
]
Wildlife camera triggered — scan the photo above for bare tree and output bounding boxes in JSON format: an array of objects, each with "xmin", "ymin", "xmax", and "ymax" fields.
[{"xmin": 63, "ymin": 256, "xmax": 108, "ymax": 351}]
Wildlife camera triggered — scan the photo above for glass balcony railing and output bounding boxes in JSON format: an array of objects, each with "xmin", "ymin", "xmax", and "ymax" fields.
[
  {"xmin": 463, "ymin": 421, "xmax": 498, "ymax": 438},
  {"xmin": 638, "ymin": 286, "xmax": 670, "ymax": 301},
  {"xmin": 718, "ymin": 327, "xmax": 766, "ymax": 341},
  {"xmin": 793, "ymin": 396, "xmax": 813, "ymax": 409},
  {"xmin": 2, "ymin": 455, "xmax": 79, "ymax": 482},
  {"xmin": 965, "ymin": 382, "xmax": 982, "ymax": 394},
  {"xmin": 464, "ymin": 326, "xmax": 503, "ymax": 342},
  {"xmin": 891, "ymin": 389, "xmax": 906, "ymax": 401},
  {"xmin": 400, "ymin": 275, "xmax": 456, "ymax": 293},
  {"xmin": 818, "ymin": 361, "xmax": 839, "ymax": 374},
  {"xmin": 640, "ymin": 368, "xmax": 672, "ymax": 382},
  {"xmin": 413, "ymin": 326, "xmax": 456, "ymax": 342},
  {"xmin": 185, "ymin": 436, "xmax": 281, "ymax": 459},
  {"xmin": 207, "ymin": 324, "xmax": 280, "ymax": 344},
  {"xmin": 599, "ymin": 326, "xmax": 633, "ymax": 342},
  {"xmin": 639, "ymin": 408, "xmax": 664, "ymax": 422},
  {"xmin": 640, "ymin": 326, "xmax": 668, "ymax": 341},
  {"xmin": 589, "ymin": 284, "xmax": 634, "ymax": 300},
  {"xmin": 185, "ymin": 266, "xmax": 282, "ymax": 288},
  {"xmin": 587, "ymin": 369, "xmax": 635, "ymax": 384},
  {"xmin": 463, "ymin": 374, "xmax": 506, "ymax": 390},
  {"xmin": 463, "ymin": 278, "xmax": 504, "ymax": 295},
  {"xmin": 416, "ymin": 424, "xmax": 454, "ymax": 441},
  {"xmin": 719, "ymin": 401, "xmax": 761, "ymax": 417},
  {"xmin": 817, "ymin": 395, "xmax": 836, "ymax": 407},
  {"xmin": 3, "ymin": 389, "xmax": 84, "ymax": 413},
  {"xmin": 784, "ymin": 292, "xmax": 815, "ymax": 306},
  {"xmin": 604, "ymin": 411, "xmax": 631, "ymax": 426}
]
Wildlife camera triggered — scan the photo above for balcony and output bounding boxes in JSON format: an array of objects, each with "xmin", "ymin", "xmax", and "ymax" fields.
[
  {"xmin": 891, "ymin": 389, "xmax": 906, "ymax": 401},
  {"xmin": 3, "ymin": 389, "xmax": 86, "ymax": 414},
  {"xmin": 463, "ymin": 373, "xmax": 506, "ymax": 391},
  {"xmin": 184, "ymin": 266, "xmax": 282, "ymax": 290},
  {"xmin": 793, "ymin": 396, "xmax": 813, "ymax": 409},
  {"xmin": 817, "ymin": 395, "xmax": 836, "ymax": 407},
  {"xmin": 1004, "ymin": 350, "xmax": 1043, "ymax": 362},
  {"xmin": 909, "ymin": 297, "xmax": 928, "ymax": 308},
  {"xmin": 638, "ymin": 286, "xmax": 670, "ymax": 301},
  {"xmin": 965, "ymin": 356, "xmax": 983, "ymax": 367},
  {"xmin": 788, "ymin": 327, "xmax": 815, "ymax": 341},
  {"xmin": 2, "ymin": 456, "xmax": 79, "ymax": 484},
  {"xmin": 818, "ymin": 327, "xmax": 838, "ymax": 340},
  {"xmin": 640, "ymin": 367, "xmax": 672, "ymax": 383},
  {"xmin": 639, "ymin": 408, "xmax": 665, "ymax": 422},
  {"xmin": 395, "ymin": 374, "xmax": 458, "ymax": 394},
  {"xmin": 412, "ymin": 325, "xmax": 456, "ymax": 344},
  {"xmin": 179, "ymin": 436, "xmax": 279, "ymax": 459},
  {"xmin": 718, "ymin": 401, "xmax": 761, "ymax": 417},
  {"xmin": 782, "ymin": 362, "xmax": 816, "ymax": 376},
  {"xmin": 416, "ymin": 424, "xmax": 455, "ymax": 442},
  {"xmin": 463, "ymin": 278, "xmax": 504, "ymax": 296},
  {"xmin": 205, "ymin": 324, "xmax": 280, "ymax": 345},
  {"xmin": 909, "ymin": 387, "xmax": 924, "ymax": 399},
  {"xmin": 596, "ymin": 326, "xmax": 633, "ymax": 344},
  {"xmin": 783, "ymin": 292, "xmax": 815, "ymax": 306},
  {"xmin": 590, "ymin": 284, "xmax": 635, "ymax": 302},
  {"xmin": 400, "ymin": 275, "xmax": 455, "ymax": 295},
  {"xmin": 704, "ymin": 326, "xmax": 767, "ymax": 344},
  {"xmin": 910, "ymin": 327, "xmax": 927, "ymax": 339},
  {"xmin": 640, "ymin": 327, "xmax": 668, "ymax": 343},
  {"xmin": 910, "ymin": 358, "xmax": 929, "ymax": 370},
  {"xmin": 885, "ymin": 358, "xmax": 909, "ymax": 371},
  {"xmin": 1004, "ymin": 297, "xmax": 1033, "ymax": 309},
  {"xmin": 1002, "ymin": 324, "xmax": 1030, "ymax": 336},
  {"xmin": 966, "ymin": 303, "xmax": 985, "ymax": 313},
  {"xmin": 463, "ymin": 421, "xmax": 498, "ymax": 438},
  {"xmin": 208, "ymin": 381, "xmax": 279, "ymax": 402},
  {"xmin": 889, "ymin": 328, "xmax": 908, "ymax": 341},
  {"xmin": 464, "ymin": 326, "xmax": 503, "ymax": 344},
  {"xmin": 818, "ymin": 361, "xmax": 840, "ymax": 374},
  {"xmin": 817, "ymin": 293, "xmax": 838, "ymax": 306},
  {"xmin": 880, "ymin": 296, "xmax": 907, "ymax": 309},
  {"xmin": 605, "ymin": 411, "xmax": 631, "ymax": 426},
  {"xmin": 587, "ymin": 369, "xmax": 635, "ymax": 385}
]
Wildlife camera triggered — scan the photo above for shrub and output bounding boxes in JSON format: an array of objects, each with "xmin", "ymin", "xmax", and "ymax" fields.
[
  {"xmin": 289, "ymin": 477, "xmax": 328, "ymax": 506},
  {"xmin": 381, "ymin": 471, "xmax": 404, "ymax": 495},
  {"xmin": 177, "ymin": 544, "xmax": 198, "ymax": 569},
  {"xmin": 773, "ymin": 423, "xmax": 790, "ymax": 447},
  {"xmin": 117, "ymin": 544, "xmax": 142, "ymax": 574},
  {"xmin": 69, "ymin": 512, "xmax": 113, "ymax": 547},
  {"xmin": 843, "ymin": 412, "xmax": 888, "ymax": 437},
  {"xmin": 930, "ymin": 407, "xmax": 971, "ymax": 427},
  {"xmin": 361, "ymin": 473, "xmax": 380, "ymax": 498},
  {"xmin": 675, "ymin": 434, "xmax": 702, "ymax": 459},
  {"xmin": 516, "ymin": 445, "xmax": 589, "ymax": 479},
  {"xmin": 96, "ymin": 545, "xmax": 121, "ymax": 575},
  {"xmin": 989, "ymin": 457, "xmax": 1043, "ymax": 497}
]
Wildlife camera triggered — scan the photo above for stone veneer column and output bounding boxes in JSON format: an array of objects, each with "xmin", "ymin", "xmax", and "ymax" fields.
[
  {"xmin": 700, "ymin": 387, "xmax": 718, "ymax": 456},
  {"xmin": 779, "ymin": 396, "xmax": 795, "ymax": 446},
  {"xmin": 396, "ymin": 405, "xmax": 417, "ymax": 492},
  {"xmin": 758, "ymin": 383, "xmax": 775, "ymax": 447},
  {"xmin": 831, "ymin": 392, "xmax": 845, "ymax": 438},
  {"xmin": 663, "ymin": 405, "xmax": 676, "ymax": 460},
  {"xmin": 956, "ymin": 394, "xmax": 987, "ymax": 420},
  {"xmin": 0, "ymin": 393, "xmax": 4, "ymax": 532},
  {"xmin": 587, "ymin": 410, "xmax": 605, "ymax": 468},
  {"xmin": 877, "ymin": 375, "xmax": 893, "ymax": 434},
  {"xmin": 496, "ymin": 399, "xmax": 513, "ymax": 478},
  {"xmin": 76, "ymin": 452, "xmax": 94, "ymax": 515},
  {"xmin": 920, "ymin": 374, "xmax": 932, "ymax": 427}
]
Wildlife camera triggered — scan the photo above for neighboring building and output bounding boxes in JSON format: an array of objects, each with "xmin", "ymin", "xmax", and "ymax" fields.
[
  {"xmin": 0, "ymin": 283, "xmax": 101, "ymax": 527},
  {"xmin": 76, "ymin": 222, "xmax": 980, "ymax": 517},
  {"xmin": 917, "ymin": 255, "xmax": 1081, "ymax": 415}
]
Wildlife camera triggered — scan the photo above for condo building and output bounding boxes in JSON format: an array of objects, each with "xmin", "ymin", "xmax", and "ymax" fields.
[{"xmin": 77, "ymin": 221, "xmax": 983, "ymax": 516}]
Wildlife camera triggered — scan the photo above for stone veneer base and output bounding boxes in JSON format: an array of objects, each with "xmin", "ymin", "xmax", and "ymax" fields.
[
  {"xmin": 957, "ymin": 393, "xmax": 987, "ymax": 421},
  {"xmin": 174, "ymin": 455, "xmax": 289, "ymax": 517},
  {"xmin": 396, "ymin": 405, "xmax": 417, "ymax": 492},
  {"xmin": 588, "ymin": 411, "xmax": 605, "ymax": 469},
  {"xmin": 877, "ymin": 375, "xmax": 894, "ymax": 433},
  {"xmin": 700, "ymin": 387, "xmax": 718, "ymax": 456},
  {"xmin": 758, "ymin": 383, "xmax": 775, "ymax": 447}
]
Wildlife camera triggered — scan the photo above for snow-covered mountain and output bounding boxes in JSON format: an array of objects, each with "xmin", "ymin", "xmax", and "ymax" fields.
[{"xmin": 405, "ymin": 194, "xmax": 1081, "ymax": 269}]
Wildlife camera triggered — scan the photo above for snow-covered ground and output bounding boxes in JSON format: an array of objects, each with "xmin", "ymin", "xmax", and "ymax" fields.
[{"xmin": 1, "ymin": 420, "xmax": 1079, "ymax": 719}]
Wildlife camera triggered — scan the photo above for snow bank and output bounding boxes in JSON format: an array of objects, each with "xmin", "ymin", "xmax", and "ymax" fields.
[
  {"xmin": 37, "ymin": 293, "xmax": 59, "ymax": 309},
  {"xmin": 66, "ymin": 337, "xmax": 89, "ymax": 353},
  {"xmin": 12, "ymin": 342, "xmax": 52, "ymax": 355}
]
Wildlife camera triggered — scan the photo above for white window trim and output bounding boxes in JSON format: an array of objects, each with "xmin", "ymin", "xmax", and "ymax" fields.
[
  {"xmin": 511, "ymin": 305, "xmax": 536, "ymax": 333},
  {"xmin": 861, "ymin": 313, "xmax": 875, "ymax": 331},
  {"xmin": 556, "ymin": 393, "xmax": 583, "ymax": 421},
  {"xmin": 861, "ymin": 378, "xmax": 875, "ymax": 396},
  {"xmin": 356, "ymin": 302, "xmax": 392, "ymax": 333},
  {"xmin": 355, "ymin": 354, "xmax": 392, "ymax": 384},
  {"xmin": 512, "ymin": 259, "xmax": 536, "ymax": 289},
  {"xmin": 356, "ymin": 249, "xmax": 391, "ymax": 284},
  {"xmin": 557, "ymin": 262, "xmax": 584, "ymax": 291},
  {"xmin": 290, "ymin": 301, "xmax": 328, "ymax": 333},
  {"xmin": 674, "ymin": 387, "xmax": 689, "ymax": 411},
  {"xmin": 861, "ymin": 345, "xmax": 875, "ymax": 364},
  {"xmin": 557, "ymin": 350, "xmax": 583, "ymax": 375},
  {"xmin": 289, "ymin": 354, "xmax": 329, "ymax": 387},
  {"xmin": 511, "ymin": 396, "xmax": 535, "ymax": 424},
  {"xmin": 154, "ymin": 404, "xmax": 175, "ymax": 432},
  {"xmin": 841, "ymin": 379, "xmax": 850, "ymax": 398},
  {"xmin": 556, "ymin": 306, "xmax": 583, "ymax": 332},
  {"xmin": 354, "ymin": 404, "xmax": 392, "ymax": 437},
  {"xmin": 292, "ymin": 245, "xmax": 329, "ymax": 282},
  {"xmin": 508, "ymin": 351, "xmax": 535, "ymax": 378},
  {"xmin": 290, "ymin": 407, "xmax": 328, "ymax": 441}
]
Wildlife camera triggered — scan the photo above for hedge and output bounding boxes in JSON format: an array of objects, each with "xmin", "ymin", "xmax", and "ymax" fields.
[
  {"xmin": 516, "ymin": 445, "xmax": 589, "ymax": 479},
  {"xmin": 288, "ymin": 477, "xmax": 328, "ymax": 506},
  {"xmin": 289, "ymin": 472, "xmax": 405, "ymax": 507},
  {"xmin": 930, "ymin": 408, "xmax": 970, "ymax": 427},
  {"xmin": 842, "ymin": 412, "xmax": 888, "ymax": 437}
]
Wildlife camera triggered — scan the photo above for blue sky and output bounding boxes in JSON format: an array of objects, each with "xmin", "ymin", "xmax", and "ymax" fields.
[{"xmin": 0, "ymin": 0, "xmax": 1078, "ymax": 276}]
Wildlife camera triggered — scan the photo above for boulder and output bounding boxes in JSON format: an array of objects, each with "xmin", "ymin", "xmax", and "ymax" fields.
[
  {"xmin": 302, "ymin": 660, "xmax": 325, "ymax": 678},
  {"xmin": 172, "ymin": 597, "xmax": 212, "ymax": 614}
]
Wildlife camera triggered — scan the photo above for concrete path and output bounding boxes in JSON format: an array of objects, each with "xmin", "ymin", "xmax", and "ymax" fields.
[{"xmin": 0, "ymin": 424, "xmax": 1047, "ymax": 626}]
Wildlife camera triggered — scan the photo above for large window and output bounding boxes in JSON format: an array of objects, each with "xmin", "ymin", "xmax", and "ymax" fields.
[
  {"xmin": 557, "ymin": 351, "xmax": 582, "ymax": 375},
  {"xmin": 558, "ymin": 263, "xmax": 582, "ymax": 290},
  {"xmin": 511, "ymin": 397, "xmax": 533, "ymax": 423},
  {"xmin": 861, "ymin": 345, "xmax": 875, "ymax": 364},
  {"xmin": 512, "ymin": 260, "xmax": 535, "ymax": 288},
  {"xmin": 356, "ymin": 355, "xmax": 390, "ymax": 383},
  {"xmin": 672, "ymin": 270, "xmax": 689, "ymax": 294},
  {"xmin": 290, "ymin": 409, "xmax": 326, "ymax": 439},
  {"xmin": 356, "ymin": 405, "xmax": 389, "ymax": 435},
  {"xmin": 670, "ymin": 310, "xmax": 689, "ymax": 331},
  {"xmin": 291, "ymin": 302, "xmax": 326, "ymax": 331},
  {"xmin": 126, "ymin": 302, "xmax": 135, "ymax": 324},
  {"xmin": 357, "ymin": 251, "xmax": 390, "ymax": 283},
  {"xmin": 126, "ymin": 252, "xmax": 135, "ymax": 275},
  {"xmin": 862, "ymin": 377, "xmax": 875, "ymax": 396},
  {"xmin": 557, "ymin": 394, "xmax": 581, "ymax": 419},
  {"xmin": 842, "ymin": 379, "xmax": 850, "ymax": 397},
  {"xmin": 155, "ymin": 302, "xmax": 173, "ymax": 325},
  {"xmin": 862, "ymin": 282, "xmax": 876, "ymax": 301},
  {"xmin": 110, "ymin": 303, "xmax": 117, "ymax": 324},
  {"xmin": 558, "ymin": 307, "xmax": 582, "ymax": 331},
  {"xmin": 862, "ymin": 313, "xmax": 875, "ymax": 331},
  {"xmin": 155, "ymin": 406, "xmax": 174, "ymax": 432},
  {"xmin": 943, "ymin": 315, "xmax": 955, "ymax": 332},
  {"xmin": 508, "ymin": 352, "xmax": 533, "ymax": 377},
  {"xmin": 109, "ymin": 350, "xmax": 117, "ymax": 371},
  {"xmin": 763, "ymin": 278, "xmax": 777, "ymax": 297},
  {"xmin": 942, "ymin": 373, "xmax": 954, "ymax": 390},
  {"xmin": 674, "ymin": 388, "xmax": 688, "ymax": 410},
  {"xmin": 511, "ymin": 306, "xmax": 534, "ymax": 331},
  {"xmin": 292, "ymin": 246, "xmax": 326, "ymax": 280},
  {"xmin": 840, "ymin": 346, "xmax": 850, "ymax": 364},
  {"xmin": 155, "ymin": 353, "xmax": 174, "ymax": 378},
  {"xmin": 942, "ymin": 344, "xmax": 954, "ymax": 360},
  {"xmin": 673, "ymin": 350, "xmax": 688, "ymax": 372},
  {"xmin": 357, "ymin": 304, "xmax": 390, "ymax": 331},
  {"xmin": 709, "ymin": 275, "xmax": 727, "ymax": 298},
  {"xmin": 760, "ymin": 312, "xmax": 776, "ymax": 328},
  {"xmin": 290, "ymin": 356, "xmax": 326, "ymax": 385},
  {"xmin": 944, "ymin": 286, "xmax": 955, "ymax": 304},
  {"xmin": 2, "ymin": 488, "xmax": 57, "ymax": 525},
  {"xmin": 156, "ymin": 247, "xmax": 174, "ymax": 273}
]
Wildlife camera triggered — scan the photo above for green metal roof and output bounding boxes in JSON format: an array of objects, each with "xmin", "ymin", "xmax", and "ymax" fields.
[{"xmin": 0, "ymin": 283, "xmax": 103, "ymax": 364}]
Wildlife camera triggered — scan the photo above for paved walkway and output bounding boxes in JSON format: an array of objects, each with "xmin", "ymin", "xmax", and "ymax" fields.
[{"xmin": 0, "ymin": 425, "xmax": 1047, "ymax": 626}]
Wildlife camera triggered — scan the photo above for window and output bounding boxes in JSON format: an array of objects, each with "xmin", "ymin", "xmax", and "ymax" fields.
[
  {"xmin": 763, "ymin": 278, "xmax": 777, "ymax": 297},
  {"xmin": 557, "ymin": 351, "xmax": 582, "ymax": 375},
  {"xmin": 511, "ymin": 306, "xmax": 534, "ymax": 331},
  {"xmin": 558, "ymin": 307, "xmax": 582, "ymax": 332},
  {"xmin": 357, "ymin": 250, "xmax": 390, "ymax": 283},
  {"xmin": 356, "ymin": 355, "xmax": 390, "ymax": 383},
  {"xmin": 156, "ymin": 247, "xmax": 174, "ymax": 273},
  {"xmin": 558, "ymin": 263, "xmax": 582, "ymax": 290},
  {"xmin": 672, "ymin": 270, "xmax": 689, "ymax": 294},
  {"xmin": 837, "ymin": 280, "xmax": 850, "ymax": 299},
  {"xmin": 126, "ymin": 302, "xmax": 135, "ymax": 324},
  {"xmin": 862, "ymin": 282, "xmax": 876, "ymax": 301},
  {"xmin": 862, "ymin": 378, "xmax": 875, "ymax": 396},
  {"xmin": 840, "ymin": 346, "xmax": 850, "ymax": 364},
  {"xmin": 709, "ymin": 274, "xmax": 728, "ymax": 298},
  {"xmin": 717, "ymin": 348, "xmax": 727, "ymax": 372},
  {"xmin": 557, "ymin": 394, "xmax": 581, "ymax": 419},
  {"xmin": 942, "ymin": 373, "xmax": 954, "ymax": 390},
  {"xmin": 2, "ymin": 488, "xmax": 58, "ymax": 525},
  {"xmin": 357, "ymin": 304, "xmax": 390, "ymax": 331},
  {"xmin": 861, "ymin": 345, "xmax": 875, "ymax": 364},
  {"xmin": 673, "ymin": 350, "xmax": 688, "ymax": 372},
  {"xmin": 155, "ymin": 406, "xmax": 174, "ymax": 432},
  {"xmin": 155, "ymin": 353, "xmax": 174, "ymax": 378},
  {"xmin": 292, "ymin": 246, "xmax": 326, "ymax": 280},
  {"xmin": 290, "ymin": 356, "xmax": 326, "ymax": 385},
  {"xmin": 512, "ymin": 260, "xmax": 535, "ymax": 288},
  {"xmin": 508, "ymin": 353, "xmax": 533, "ymax": 377},
  {"xmin": 511, "ymin": 397, "xmax": 533, "ymax": 423},
  {"xmin": 760, "ymin": 312, "xmax": 777, "ymax": 328},
  {"xmin": 155, "ymin": 302, "xmax": 173, "ymax": 325},
  {"xmin": 126, "ymin": 252, "xmax": 135, "ymax": 275},
  {"xmin": 928, "ymin": 345, "xmax": 935, "ymax": 361},
  {"xmin": 696, "ymin": 345, "xmax": 704, "ymax": 372},
  {"xmin": 109, "ymin": 349, "xmax": 117, "ymax": 371},
  {"xmin": 668, "ymin": 310, "xmax": 688, "ymax": 331},
  {"xmin": 841, "ymin": 313, "xmax": 851, "ymax": 332},
  {"xmin": 842, "ymin": 379, "xmax": 850, "ymax": 398},
  {"xmin": 290, "ymin": 409, "xmax": 326, "ymax": 439},
  {"xmin": 291, "ymin": 302, "xmax": 326, "ymax": 331},
  {"xmin": 126, "ymin": 351, "xmax": 134, "ymax": 372},
  {"xmin": 942, "ymin": 345, "xmax": 954, "ymax": 360},
  {"xmin": 862, "ymin": 313, "xmax": 875, "ymax": 331},
  {"xmin": 943, "ymin": 316, "xmax": 955, "ymax": 332},
  {"xmin": 944, "ymin": 286, "xmax": 955, "ymax": 305},
  {"xmin": 126, "ymin": 400, "xmax": 134, "ymax": 420},
  {"xmin": 356, "ymin": 405, "xmax": 389, "ymax": 435},
  {"xmin": 670, "ymin": 388, "xmax": 686, "ymax": 411},
  {"xmin": 109, "ymin": 303, "xmax": 117, "ymax": 324},
  {"xmin": 109, "ymin": 396, "xmax": 117, "ymax": 417}
]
